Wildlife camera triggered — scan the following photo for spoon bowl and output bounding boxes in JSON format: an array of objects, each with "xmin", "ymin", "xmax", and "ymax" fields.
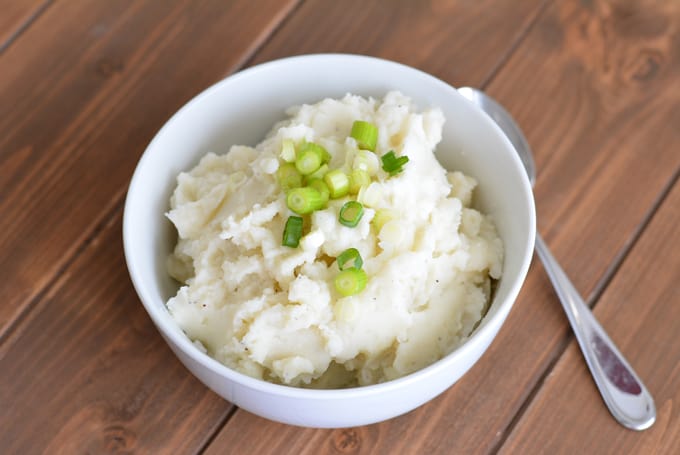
[
  {"xmin": 457, "ymin": 86, "xmax": 656, "ymax": 431},
  {"xmin": 456, "ymin": 87, "xmax": 536, "ymax": 185}
]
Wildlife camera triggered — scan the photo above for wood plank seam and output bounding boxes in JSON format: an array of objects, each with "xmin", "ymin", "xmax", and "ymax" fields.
[
  {"xmin": 196, "ymin": 406, "xmax": 240, "ymax": 455},
  {"xmin": 0, "ymin": 210, "xmax": 236, "ymax": 453},
  {"xmin": 586, "ymin": 167, "xmax": 680, "ymax": 307},
  {"xmin": 0, "ymin": 0, "xmax": 170, "ymax": 158},
  {"xmin": 0, "ymin": 195, "xmax": 125, "ymax": 346},
  {"xmin": 491, "ymin": 167, "xmax": 680, "ymax": 454},
  {"xmin": 0, "ymin": 0, "xmax": 302, "ymax": 342},
  {"xmin": 497, "ymin": 176, "xmax": 680, "ymax": 453},
  {"xmin": 479, "ymin": 0, "xmax": 555, "ymax": 90},
  {"xmin": 489, "ymin": 329, "xmax": 576, "ymax": 454},
  {"xmin": 536, "ymin": 91, "xmax": 669, "ymax": 244},
  {"xmin": 0, "ymin": 0, "xmax": 54, "ymax": 54},
  {"xmin": 227, "ymin": 0, "xmax": 306, "ymax": 77}
]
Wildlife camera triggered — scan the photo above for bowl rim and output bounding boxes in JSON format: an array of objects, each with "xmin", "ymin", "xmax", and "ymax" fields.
[{"xmin": 123, "ymin": 53, "xmax": 536, "ymax": 399}]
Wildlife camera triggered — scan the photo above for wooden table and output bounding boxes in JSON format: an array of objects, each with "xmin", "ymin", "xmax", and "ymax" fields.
[{"xmin": 1, "ymin": 0, "xmax": 678, "ymax": 453}]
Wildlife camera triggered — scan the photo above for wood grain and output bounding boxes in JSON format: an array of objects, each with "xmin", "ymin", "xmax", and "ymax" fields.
[
  {"xmin": 2, "ymin": 0, "xmax": 679, "ymax": 453},
  {"xmin": 207, "ymin": 0, "xmax": 680, "ymax": 453},
  {"xmin": 0, "ymin": 214, "xmax": 231, "ymax": 453},
  {"xmin": 248, "ymin": 0, "xmax": 549, "ymax": 86},
  {"xmin": 500, "ymin": 177, "xmax": 680, "ymax": 454},
  {"xmin": 0, "ymin": 0, "xmax": 51, "ymax": 52},
  {"xmin": 0, "ymin": 0, "xmax": 300, "ymax": 337},
  {"xmin": 487, "ymin": 0, "xmax": 680, "ymax": 296}
]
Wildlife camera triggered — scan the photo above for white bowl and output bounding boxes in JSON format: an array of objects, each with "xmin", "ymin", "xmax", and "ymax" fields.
[{"xmin": 123, "ymin": 54, "xmax": 535, "ymax": 428}]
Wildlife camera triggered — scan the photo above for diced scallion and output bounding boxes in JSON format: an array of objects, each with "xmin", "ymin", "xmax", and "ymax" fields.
[
  {"xmin": 381, "ymin": 150, "xmax": 409, "ymax": 175},
  {"xmin": 352, "ymin": 149, "xmax": 379, "ymax": 175},
  {"xmin": 307, "ymin": 163, "xmax": 329, "ymax": 181},
  {"xmin": 371, "ymin": 209, "xmax": 395, "ymax": 233},
  {"xmin": 287, "ymin": 187, "xmax": 324, "ymax": 214},
  {"xmin": 324, "ymin": 169, "xmax": 349, "ymax": 199},
  {"xmin": 357, "ymin": 182, "xmax": 383, "ymax": 207},
  {"xmin": 299, "ymin": 142, "xmax": 331, "ymax": 164},
  {"xmin": 339, "ymin": 201, "xmax": 364, "ymax": 227},
  {"xmin": 295, "ymin": 148, "xmax": 323, "ymax": 175},
  {"xmin": 336, "ymin": 248, "xmax": 363, "ymax": 271},
  {"xmin": 307, "ymin": 179, "xmax": 330, "ymax": 206},
  {"xmin": 277, "ymin": 163, "xmax": 302, "ymax": 191},
  {"xmin": 348, "ymin": 169, "xmax": 371, "ymax": 195},
  {"xmin": 350, "ymin": 121, "xmax": 378, "ymax": 152},
  {"xmin": 282, "ymin": 216, "xmax": 303, "ymax": 248},
  {"xmin": 335, "ymin": 268, "xmax": 367, "ymax": 296},
  {"xmin": 280, "ymin": 139, "xmax": 296, "ymax": 163}
]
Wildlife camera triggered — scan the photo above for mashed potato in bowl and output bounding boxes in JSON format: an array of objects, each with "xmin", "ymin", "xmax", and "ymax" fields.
[{"xmin": 165, "ymin": 91, "xmax": 503, "ymax": 388}]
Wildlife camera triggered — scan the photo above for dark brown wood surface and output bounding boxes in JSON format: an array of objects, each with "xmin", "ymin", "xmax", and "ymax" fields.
[
  {"xmin": 0, "ymin": 0, "xmax": 50, "ymax": 51},
  {"xmin": 501, "ymin": 176, "xmax": 680, "ymax": 455},
  {"xmin": 1, "ymin": 0, "xmax": 678, "ymax": 453},
  {"xmin": 0, "ymin": 0, "xmax": 299, "ymax": 337},
  {"xmin": 0, "ymin": 216, "xmax": 231, "ymax": 453}
]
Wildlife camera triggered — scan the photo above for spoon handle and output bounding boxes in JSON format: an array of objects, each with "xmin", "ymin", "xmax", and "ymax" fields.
[{"xmin": 534, "ymin": 234, "xmax": 655, "ymax": 430}]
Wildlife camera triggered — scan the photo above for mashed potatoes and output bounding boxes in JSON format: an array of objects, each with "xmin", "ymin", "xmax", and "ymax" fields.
[{"xmin": 166, "ymin": 91, "xmax": 503, "ymax": 387}]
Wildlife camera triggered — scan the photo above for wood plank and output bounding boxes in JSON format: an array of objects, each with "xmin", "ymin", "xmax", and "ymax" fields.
[
  {"xmin": 0, "ymin": 0, "xmax": 300, "ymax": 337},
  {"xmin": 0, "ymin": 213, "xmax": 232, "ymax": 453},
  {"xmin": 488, "ymin": 0, "xmax": 680, "ymax": 295},
  {"xmin": 248, "ymin": 0, "xmax": 549, "ymax": 86},
  {"xmin": 0, "ymin": 0, "xmax": 50, "ymax": 52},
  {"xmin": 207, "ymin": 0, "xmax": 680, "ymax": 452},
  {"xmin": 500, "ymin": 178, "xmax": 680, "ymax": 454}
]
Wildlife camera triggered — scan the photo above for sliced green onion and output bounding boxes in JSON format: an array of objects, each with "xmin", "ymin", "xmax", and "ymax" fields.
[
  {"xmin": 307, "ymin": 163, "xmax": 329, "ymax": 181},
  {"xmin": 299, "ymin": 142, "xmax": 331, "ymax": 163},
  {"xmin": 336, "ymin": 248, "xmax": 363, "ymax": 271},
  {"xmin": 287, "ymin": 187, "xmax": 324, "ymax": 214},
  {"xmin": 277, "ymin": 163, "xmax": 302, "ymax": 191},
  {"xmin": 352, "ymin": 149, "xmax": 379, "ymax": 175},
  {"xmin": 307, "ymin": 178, "xmax": 330, "ymax": 207},
  {"xmin": 372, "ymin": 209, "xmax": 395, "ymax": 232},
  {"xmin": 348, "ymin": 169, "xmax": 371, "ymax": 195},
  {"xmin": 295, "ymin": 147, "xmax": 323, "ymax": 175},
  {"xmin": 381, "ymin": 150, "xmax": 409, "ymax": 176},
  {"xmin": 282, "ymin": 216, "xmax": 303, "ymax": 248},
  {"xmin": 357, "ymin": 182, "xmax": 383, "ymax": 207},
  {"xmin": 280, "ymin": 139, "xmax": 296, "ymax": 163},
  {"xmin": 324, "ymin": 169, "xmax": 349, "ymax": 199},
  {"xmin": 318, "ymin": 144, "xmax": 332, "ymax": 164},
  {"xmin": 339, "ymin": 201, "xmax": 364, "ymax": 227},
  {"xmin": 335, "ymin": 268, "xmax": 367, "ymax": 296},
  {"xmin": 350, "ymin": 121, "xmax": 378, "ymax": 151}
]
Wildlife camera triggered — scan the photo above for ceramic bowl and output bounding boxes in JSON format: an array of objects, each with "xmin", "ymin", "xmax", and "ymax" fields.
[{"xmin": 123, "ymin": 54, "xmax": 535, "ymax": 428}]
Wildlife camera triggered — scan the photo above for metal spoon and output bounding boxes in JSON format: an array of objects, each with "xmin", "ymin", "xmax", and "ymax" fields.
[{"xmin": 457, "ymin": 86, "xmax": 656, "ymax": 431}]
